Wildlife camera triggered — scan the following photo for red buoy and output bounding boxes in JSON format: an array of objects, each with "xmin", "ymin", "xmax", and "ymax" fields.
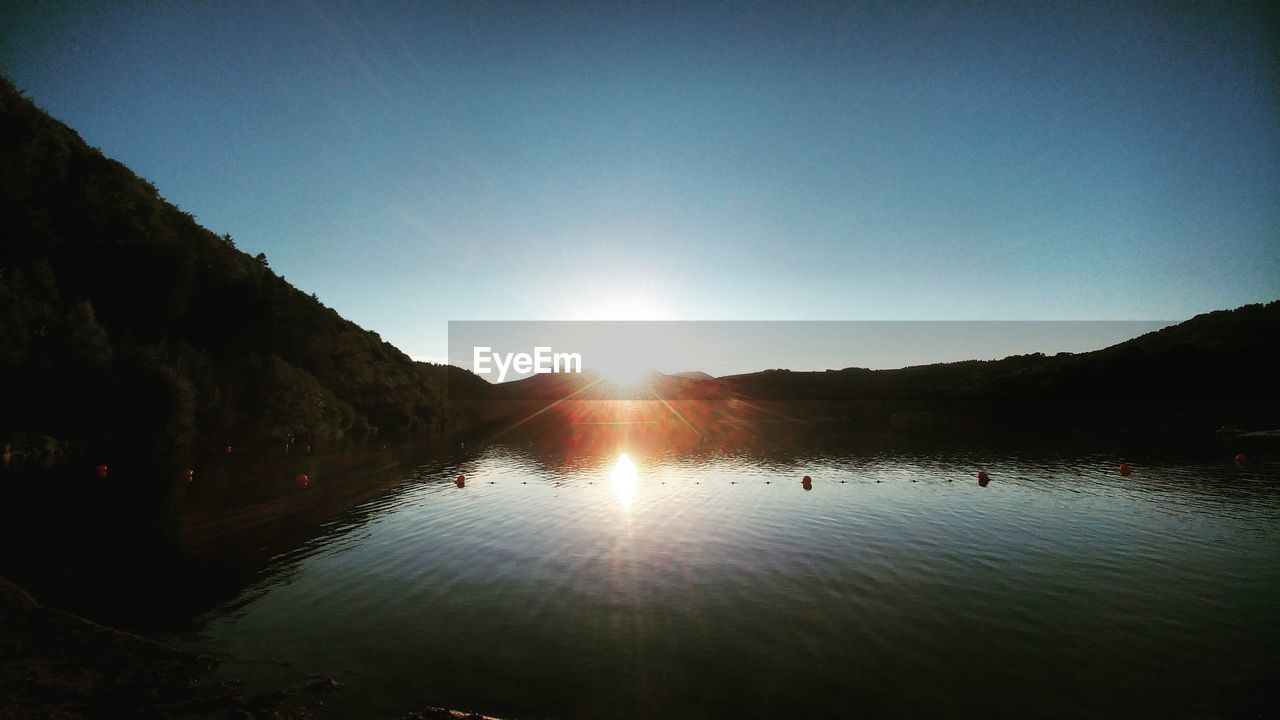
[
  {"xmin": 977, "ymin": 470, "xmax": 990, "ymax": 487},
  {"xmin": 1119, "ymin": 463, "xmax": 1132, "ymax": 476},
  {"xmin": 296, "ymin": 473, "xmax": 309, "ymax": 487},
  {"xmin": 802, "ymin": 475, "xmax": 812, "ymax": 483},
  {"xmin": 95, "ymin": 464, "xmax": 108, "ymax": 478},
  {"xmin": 1234, "ymin": 453, "xmax": 1247, "ymax": 464},
  {"xmin": 456, "ymin": 474, "xmax": 466, "ymax": 488}
]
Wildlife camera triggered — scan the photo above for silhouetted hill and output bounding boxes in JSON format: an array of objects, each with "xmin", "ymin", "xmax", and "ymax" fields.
[
  {"xmin": 0, "ymin": 77, "xmax": 452, "ymax": 455},
  {"xmin": 486, "ymin": 369, "xmax": 723, "ymax": 402},
  {"xmin": 464, "ymin": 303, "xmax": 1280, "ymax": 442},
  {"xmin": 670, "ymin": 371, "xmax": 715, "ymax": 381},
  {"xmin": 433, "ymin": 362, "xmax": 493, "ymax": 401},
  {"xmin": 716, "ymin": 303, "xmax": 1280, "ymax": 434}
]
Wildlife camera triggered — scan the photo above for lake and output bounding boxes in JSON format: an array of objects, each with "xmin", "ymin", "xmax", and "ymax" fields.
[{"xmin": 170, "ymin": 443, "xmax": 1279, "ymax": 719}]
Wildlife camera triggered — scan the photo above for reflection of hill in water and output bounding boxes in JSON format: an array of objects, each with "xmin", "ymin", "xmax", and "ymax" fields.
[{"xmin": 0, "ymin": 444, "xmax": 458, "ymax": 632}]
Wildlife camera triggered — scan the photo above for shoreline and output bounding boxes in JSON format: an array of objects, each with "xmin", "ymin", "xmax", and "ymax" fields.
[{"xmin": 0, "ymin": 575, "xmax": 496, "ymax": 720}]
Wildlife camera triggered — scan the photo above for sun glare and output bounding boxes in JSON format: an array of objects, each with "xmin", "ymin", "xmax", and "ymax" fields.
[
  {"xmin": 588, "ymin": 342, "xmax": 655, "ymax": 387},
  {"xmin": 595, "ymin": 361, "xmax": 651, "ymax": 388},
  {"xmin": 611, "ymin": 452, "xmax": 638, "ymax": 510},
  {"xmin": 562, "ymin": 289, "xmax": 671, "ymax": 322}
]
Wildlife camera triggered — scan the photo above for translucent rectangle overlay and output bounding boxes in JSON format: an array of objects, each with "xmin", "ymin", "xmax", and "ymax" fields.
[{"xmin": 447, "ymin": 320, "xmax": 1171, "ymax": 387}]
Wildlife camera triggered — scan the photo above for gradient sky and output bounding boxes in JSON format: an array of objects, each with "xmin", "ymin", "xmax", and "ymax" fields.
[{"xmin": 2, "ymin": 1, "xmax": 1277, "ymax": 363}]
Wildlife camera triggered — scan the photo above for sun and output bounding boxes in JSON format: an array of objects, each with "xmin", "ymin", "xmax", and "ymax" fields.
[
  {"xmin": 587, "ymin": 337, "xmax": 656, "ymax": 387},
  {"xmin": 554, "ymin": 281, "xmax": 673, "ymax": 386},
  {"xmin": 594, "ymin": 360, "xmax": 651, "ymax": 387},
  {"xmin": 558, "ymin": 282, "xmax": 673, "ymax": 322}
]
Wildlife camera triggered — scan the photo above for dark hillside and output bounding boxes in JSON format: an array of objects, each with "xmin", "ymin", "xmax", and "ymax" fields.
[
  {"xmin": 717, "ymin": 303, "xmax": 1280, "ymax": 436},
  {"xmin": 0, "ymin": 77, "xmax": 448, "ymax": 456}
]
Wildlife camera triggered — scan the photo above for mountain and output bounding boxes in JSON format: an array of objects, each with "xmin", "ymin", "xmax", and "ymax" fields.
[
  {"xmin": 670, "ymin": 371, "xmax": 715, "ymax": 381},
  {"xmin": 456, "ymin": 303, "xmax": 1280, "ymax": 444},
  {"xmin": 483, "ymin": 369, "xmax": 720, "ymax": 401},
  {"xmin": 716, "ymin": 302, "xmax": 1279, "ymax": 435},
  {"xmin": 0, "ymin": 76, "xmax": 463, "ymax": 456}
]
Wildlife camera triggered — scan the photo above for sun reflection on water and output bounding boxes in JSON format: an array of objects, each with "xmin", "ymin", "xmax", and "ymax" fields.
[{"xmin": 611, "ymin": 452, "xmax": 638, "ymax": 510}]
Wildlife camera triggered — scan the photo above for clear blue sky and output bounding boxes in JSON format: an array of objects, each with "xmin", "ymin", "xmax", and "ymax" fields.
[{"xmin": 3, "ymin": 1, "xmax": 1277, "ymax": 362}]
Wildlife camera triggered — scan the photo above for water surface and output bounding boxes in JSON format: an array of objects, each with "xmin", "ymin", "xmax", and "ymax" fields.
[{"xmin": 176, "ymin": 445, "xmax": 1280, "ymax": 719}]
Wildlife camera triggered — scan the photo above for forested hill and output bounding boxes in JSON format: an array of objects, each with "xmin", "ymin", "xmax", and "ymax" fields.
[
  {"xmin": 0, "ymin": 76, "xmax": 451, "ymax": 455},
  {"xmin": 715, "ymin": 302, "xmax": 1280, "ymax": 435}
]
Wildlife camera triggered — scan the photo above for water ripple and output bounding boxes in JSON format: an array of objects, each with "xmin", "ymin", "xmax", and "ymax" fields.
[{"xmin": 186, "ymin": 446, "xmax": 1280, "ymax": 720}]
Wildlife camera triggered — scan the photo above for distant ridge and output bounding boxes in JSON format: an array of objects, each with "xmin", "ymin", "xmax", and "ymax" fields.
[
  {"xmin": 460, "ymin": 303, "xmax": 1280, "ymax": 439},
  {"xmin": 670, "ymin": 371, "xmax": 715, "ymax": 381}
]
